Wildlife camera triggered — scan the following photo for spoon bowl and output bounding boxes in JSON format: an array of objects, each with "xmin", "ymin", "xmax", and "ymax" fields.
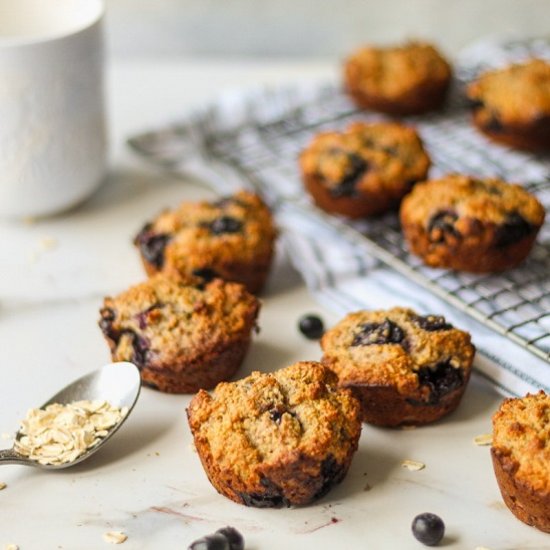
[{"xmin": 0, "ymin": 362, "xmax": 141, "ymax": 469}]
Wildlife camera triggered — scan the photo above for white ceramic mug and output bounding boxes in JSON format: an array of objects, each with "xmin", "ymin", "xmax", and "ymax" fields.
[{"xmin": 0, "ymin": 0, "xmax": 107, "ymax": 218}]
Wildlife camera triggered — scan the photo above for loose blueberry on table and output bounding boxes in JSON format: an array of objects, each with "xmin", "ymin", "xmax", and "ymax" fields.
[
  {"xmin": 298, "ymin": 314, "xmax": 325, "ymax": 340},
  {"xmin": 411, "ymin": 513, "xmax": 445, "ymax": 546},
  {"xmin": 188, "ymin": 527, "xmax": 244, "ymax": 550}
]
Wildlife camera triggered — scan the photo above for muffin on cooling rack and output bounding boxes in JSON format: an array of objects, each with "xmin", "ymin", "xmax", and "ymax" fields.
[
  {"xmin": 400, "ymin": 174, "xmax": 545, "ymax": 273},
  {"xmin": 321, "ymin": 307, "xmax": 475, "ymax": 427},
  {"xmin": 491, "ymin": 391, "xmax": 550, "ymax": 533},
  {"xmin": 187, "ymin": 361, "xmax": 362, "ymax": 507},
  {"xmin": 134, "ymin": 190, "xmax": 277, "ymax": 295},
  {"xmin": 466, "ymin": 59, "xmax": 550, "ymax": 152},
  {"xmin": 299, "ymin": 121, "xmax": 431, "ymax": 219},
  {"xmin": 344, "ymin": 41, "xmax": 452, "ymax": 115},
  {"xmin": 99, "ymin": 273, "xmax": 260, "ymax": 393}
]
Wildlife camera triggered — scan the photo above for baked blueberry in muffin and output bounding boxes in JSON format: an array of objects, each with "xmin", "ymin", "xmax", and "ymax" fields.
[
  {"xmin": 344, "ymin": 41, "xmax": 452, "ymax": 115},
  {"xmin": 321, "ymin": 307, "xmax": 475, "ymax": 427},
  {"xmin": 491, "ymin": 391, "xmax": 550, "ymax": 533},
  {"xmin": 466, "ymin": 59, "xmax": 550, "ymax": 151},
  {"xmin": 134, "ymin": 190, "xmax": 277, "ymax": 294},
  {"xmin": 299, "ymin": 122, "xmax": 430, "ymax": 218},
  {"xmin": 400, "ymin": 174, "xmax": 545, "ymax": 272},
  {"xmin": 187, "ymin": 361, "xmax": 362, "ymax": 507},
  {"xmin": 99, "ymin": 274, "xmax": 260, "ymax": 393}
]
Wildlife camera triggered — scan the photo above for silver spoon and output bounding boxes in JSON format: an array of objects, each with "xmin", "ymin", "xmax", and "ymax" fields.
[{"xmin": 0, "ymin": 362, "xmax": 141, "ymax": 469}]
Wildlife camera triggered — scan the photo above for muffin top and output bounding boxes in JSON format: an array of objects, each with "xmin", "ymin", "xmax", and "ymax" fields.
[
  {"xmin": 321, "ymin": 307, "xmax": 475, "ymax": 399},
  {"xmin": 299, "ymin": 122, "xmax": 431, "ymax": 198},
  {"xmin": 99, "ymin": 274, "xmax": 259, "ymax": 368},
  {"xmin": 492, "ymin": 391, "xmax": 550, "ymax": 493},
  {"xmin": 401, "ymin": 174, "xmax": 545, "ymax": 241},
  {"xmin": 467, "ymin": 59, "xmax": 550, "ymax": 125},
  {"xmin": 134, "ymin": 190, "xmax": 277, "ymax": 272},
  {"xmin": 345, "ymin": 41, "xmax": 451, "ymax": 99},
  {"xmin": 188, "ymin": 361, "xmax": 361, "ymax": 482}
]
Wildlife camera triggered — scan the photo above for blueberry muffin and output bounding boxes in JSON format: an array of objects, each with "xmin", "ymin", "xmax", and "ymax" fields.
[
  {"xmin": 321, "ymin": 307, "xmax": 475, "ymax": 427},
  {"xmin": 99, "ymin": 274, "xmax": 260, "ymax": 393},
  {"xmin": 187, "ymin": 361, "xmax": 362, "ymax": 507},
  {"xmin": 466, "ymin": 59, "xmax": 550, "ymax": 152},
  {"xmin": 344, "ymin": 41, "xmax": 452, "ymax": 115},
  {"xmin": 134, "ymin": 191, "xmax": 277, "ymax": 294},
  {"xmin": 299, "ymin": 122, "xmax": 431, "ymax": 218},
  {"xmin": 491, "ymin": 391, "xmax": 550, "ymax": 532},
  {"xmin": 400, "ymin": 174, "xmax": 545, "ymax": 272}
]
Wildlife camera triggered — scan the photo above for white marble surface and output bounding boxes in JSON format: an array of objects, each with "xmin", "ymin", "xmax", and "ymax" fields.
[{"xmin": 0, "ymin": 59, "xmax": 548, "ymax": 549}]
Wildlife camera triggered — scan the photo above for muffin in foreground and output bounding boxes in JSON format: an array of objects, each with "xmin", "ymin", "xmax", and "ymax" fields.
[
  {"xmin": 344, "ymin": 41, "xmax": 452, "ymax": 115},
  {"xmin": 321, "ymin": 307, "xmax": 475, "ymax": 427},
  {"xmin": 99, "ymin": 274, "xmax": 260, "ymax": 393},
  {"xmin": 466, "ymin": 59, "xmax": 550, "ymax": 152},
  {"xmin": 187, "ymin": 361, "xmax": 362, "ymax": 507},
  {"xmin": 400, "ymin": 174, "xmax": 545, "ymax": 272},
  {"xmin": 134, "ymin": 190, "xmax": 277, "ymax": 294},
  {"xmin": 491, "ymin": 391, "xmax": 550, "ymax": 533},
  {"xmin": 299, "ymin": 121, "xmax": 431, "ymax": 219}
]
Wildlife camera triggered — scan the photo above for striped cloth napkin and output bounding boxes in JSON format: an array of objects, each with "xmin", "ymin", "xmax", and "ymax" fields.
[{"xmin": 129, "ymin": 37, "xmax": 550, "ymax": 396}]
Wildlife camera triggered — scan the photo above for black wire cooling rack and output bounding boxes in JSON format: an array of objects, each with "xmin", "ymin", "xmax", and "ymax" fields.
[{"xmin": 130, "ymin": 83, "xmax": 550, "ymax": 365}]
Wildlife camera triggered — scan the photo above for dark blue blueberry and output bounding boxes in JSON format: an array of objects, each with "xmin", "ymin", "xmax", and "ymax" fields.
[
  {"xmin": 413, "ymin": 314, "xmax": 453, "ymax": 332},
  {"xmin": 207, "ymin": 216, "xmax": 243, "ymax": 235},
  {"xmin": 328, "ymin": 152, "xmax": 369, "ymax": 198},
  {"xmin": 215, "ymin": 527, "xmax": 244, "ymax": 550},
  {"xmin": 188, "ymin": 533, "xmax": 230, "ymax": 550},
  {"xmin": 313, "ymin": 454, "xmax": 346, "ymax": 500},
  {"xmin": 484, "ymin": 114, "xmax": 504, "ymax": 133},
  {"xmin": 268, "ymin": 409, "xmax": 284, "ymax": 423},
  {"xmin": 411, "ymin": 513, "xmax": 445, "ymax": 546},
  {"xmin": 298, "ymin": 314, "xmax": 325, "ymax": 340},
  {"xmin": 98, "ymin": 307, "xmax": 116, "ymax": 336},
  {"xmin": 427, "ymin": 209, "xmax": 459, "ymax": 242},
  {"xmin": 192, "ymin": 267, "xmax": 219, "ymax": 283},
  {"xmin": 494, "ymin": 211, "xmax": 534, "ymax": 247},
  {"xmin": 134, "ymin": 223, "xmax": 171, "ymax": 269},
  {"xmin": 416, "ymin": 361, "xmax": 464, "ymax": 405},
  {"xmin": 351, "ymin": 319, "xmax": 404, "ymax": 346},
  {"xmin": 135, "ymin": 302, "xmax": 163, "ymax": 330}
]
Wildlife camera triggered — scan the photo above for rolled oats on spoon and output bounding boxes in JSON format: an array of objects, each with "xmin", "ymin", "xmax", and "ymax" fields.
[{"xmin": 0, "ymin": 362, "xmax": 140, "ymax": 469}]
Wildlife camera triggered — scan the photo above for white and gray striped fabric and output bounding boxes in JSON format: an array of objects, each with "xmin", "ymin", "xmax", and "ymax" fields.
[{"xmin": 129, "ymin": 37, "xmax": 550, "ymax": 396}]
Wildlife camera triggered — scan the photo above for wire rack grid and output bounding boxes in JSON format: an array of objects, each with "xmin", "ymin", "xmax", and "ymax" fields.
[{"xmin": 185, "ymin": 84, "xmax": 550, "ymax": 365}]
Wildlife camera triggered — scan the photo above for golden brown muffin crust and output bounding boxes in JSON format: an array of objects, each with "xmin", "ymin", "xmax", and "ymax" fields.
[
  {"xmin": 401, "ymin": 174, "xmax": 545, "ymax": 228},
  {"xmin": 299, "ymin": 122, "xmax": 430, "ymax": 217},
  {"xmin": 135, "ymin": 191, "xmax": 277, "ymax": 293},
  {"xmin": 187, "ymin": 361, "xmax": 362, "ymax": 506},
  {"xmin": 346, "ymin": 42, "xmax": 451, "ymax": 100},
  {"xmin": 321, "ymin": 307, "xmax": 474, "ymax": 399},
  {"xmin": 99, "ymin": 274, "xmax": 260, "ymax": 392},
  {"xmin": 467, "ymin": 59, "xmax": 550, "ymax": 125},
  {"xmin": 400, "ymin": 174, "xmax": 545, "ymax": 272},
  {"xmin": 493, "ymin": 391, "xmax": 550, "ymax": 494},
  {"xmin": 344, "ymin": 41, "xmax": 452, "ymax": 114}
]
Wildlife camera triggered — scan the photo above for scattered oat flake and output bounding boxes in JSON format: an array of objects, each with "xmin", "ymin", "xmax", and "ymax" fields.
[
  {"xmin": 474, "ymin": 434, "xmax": 493, "ymax": 446},
  {"xmin": 0, "ymin": 482, "xmax": 7, "ymax": 490},
  {"xmin": 401, "ymin": 459, "xmax": 425, "ymax": 471},
  {"xmin": 5, "ymin": 544, "xmax": 19, "ymax": 550},
  {"xmin": 103, "ymin": 531, "xmax": 127, "ymax": 544},
  {"xmin": 39, "ymin": 236, "xmax": 58, "ymax": 250}
]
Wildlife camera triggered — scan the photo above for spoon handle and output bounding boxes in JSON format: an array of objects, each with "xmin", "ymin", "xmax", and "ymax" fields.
[{"xmin": 0, "ymin": 448, "xmax": 30, "ymax": 466}]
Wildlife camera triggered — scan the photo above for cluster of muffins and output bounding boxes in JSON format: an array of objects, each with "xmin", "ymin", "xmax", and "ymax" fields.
[
  {"xmin": 94, "ymin": 40, "xmax": 547, "ymax": 532},
  {"xmin": 99, "ymin": 190, "xmax": 277, "ymax": 393},
  {"xmin": 300, "ymin": 41, "xmax": 547, "ymax": 273}
]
